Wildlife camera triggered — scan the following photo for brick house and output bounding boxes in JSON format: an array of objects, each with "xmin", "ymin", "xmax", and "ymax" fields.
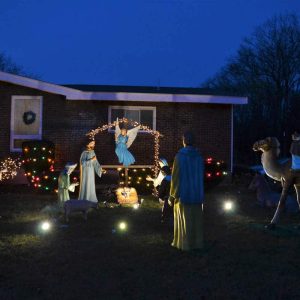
[{"xmin": 0, "ymin": 71, "xmax": 247, "ymax": 172}]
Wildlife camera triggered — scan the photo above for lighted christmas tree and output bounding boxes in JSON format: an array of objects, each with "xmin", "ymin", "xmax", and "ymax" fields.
[{"xmin": 22, "ymin": 140, "xmax": 60, "ymax": 192}]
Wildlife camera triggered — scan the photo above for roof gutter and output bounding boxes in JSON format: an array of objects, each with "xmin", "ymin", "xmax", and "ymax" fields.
[{"xmin": 0, "ymin": 71, "xmax": 248, "ymax": 105}]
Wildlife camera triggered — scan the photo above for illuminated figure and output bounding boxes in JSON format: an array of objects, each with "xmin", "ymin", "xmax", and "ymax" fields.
[
  {"xmin": 79, "ymin": 140, "xmax": 104, "ymax": 203},
  {"xmin": 253, "ymin": 133, "xmax": 300, "ymax": 229},
  {"xmin": 115, "ymin": 118, "xmax": 140, "ymax": 167},
  {"xmin": 146, "ymin": 158, "xmax": 169, "ymax": 188},
  {"xmin": 170, "ymin": 131, "xmax": 204, "ymax": 251},
  {"xmin": 58, "ymin": 163, "xmax": 79, "ymax": 206},
  {"xmin": 58, "ymin": 162, "xmax": 78, "ymax": 205}
]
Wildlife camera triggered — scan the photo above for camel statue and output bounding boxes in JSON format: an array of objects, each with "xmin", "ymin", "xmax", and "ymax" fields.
[{"xmin": 252, "ymin": 137, "xmax": 300, "ymax": 229}]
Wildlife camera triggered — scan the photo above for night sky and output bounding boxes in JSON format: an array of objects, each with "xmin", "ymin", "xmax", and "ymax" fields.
[{"xmin": 1, "ymin": 0, "xmax": 299, "ymax": 87}]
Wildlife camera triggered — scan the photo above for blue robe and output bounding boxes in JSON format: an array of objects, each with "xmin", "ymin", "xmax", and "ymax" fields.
[
  {"xmin": 115, "ymin": 135, "xmax": 135, "ymax": 167},
  {"xmin": 170, "ymin": 146, "xmax": 204, "ymax": 204},
  {"xmin": 170, "ymin": 146, "xmax": 204, "ymax": 251},
  {"xmin": 78, "ymin": 150, "xmax": 102, "ymax": 203}
]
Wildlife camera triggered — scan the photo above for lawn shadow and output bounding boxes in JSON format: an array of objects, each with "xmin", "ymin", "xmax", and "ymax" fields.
[{"xmin": 249, "ymin": 222, "xmax": 300, "ymax": 237}]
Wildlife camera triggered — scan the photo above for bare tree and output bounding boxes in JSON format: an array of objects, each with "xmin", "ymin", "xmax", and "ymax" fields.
[
  {"xmin": 204, "ymin": 13, "xmax": 300, "ymax": 163},
  {"xmin": 0, "ymin": 52, "xmax": 24, "ymax": 75},
  {"xmin": 0, "ymin": 51, "xmax": 39, "ymax": 79}
]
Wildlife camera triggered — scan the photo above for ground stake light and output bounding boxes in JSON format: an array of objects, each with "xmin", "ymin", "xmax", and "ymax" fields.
[
  {"xmin": 40, "ymin": 221, "xmax": 51, "ymax": 232},
  {"xmin": 118, "ymin": 222, "xmax": 127, "ymax": 231},
  {"xmin": 133, "ymin": 203, "xmax": 139, "ymax": 210},
  {"xmin": 224, "ymin": 201, "xmax": 234, "ymax": 212}
]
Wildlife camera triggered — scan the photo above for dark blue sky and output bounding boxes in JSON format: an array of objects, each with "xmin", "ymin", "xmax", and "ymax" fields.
[{"xmin": 1, "ymin": 0, "xmax": 299, "ymax": 87}]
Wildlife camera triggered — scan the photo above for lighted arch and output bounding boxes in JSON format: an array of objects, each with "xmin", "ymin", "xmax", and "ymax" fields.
[{"xmin": 86, "ymin": 118, "xmax": 163, "ymax": 176}]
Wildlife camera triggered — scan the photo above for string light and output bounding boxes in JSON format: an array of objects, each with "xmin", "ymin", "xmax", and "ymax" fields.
[
  {"xmin": 86, "ymin": 117, "xmax": 163, "ymax": 178},
  {"xmin": 0, "ymin": 157, "xmax": 21, "ymax": 181},
  {"xmin": 86, "ymin": 118, "xmax": 227, "ymax": 193},
  {"xmin": 22, "ymin": 142, "xmax": 57, "ymax": 192}
]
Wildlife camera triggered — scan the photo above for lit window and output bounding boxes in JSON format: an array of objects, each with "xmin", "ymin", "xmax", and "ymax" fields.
[{"xmin": 108, "ymin": 106, "xmax": 156, "ymax": 130}]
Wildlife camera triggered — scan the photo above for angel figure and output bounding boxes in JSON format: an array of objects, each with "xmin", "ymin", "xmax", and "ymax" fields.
[{"xmin": 115, "ymin": 118, "xmax": 141, "ymax": 167}]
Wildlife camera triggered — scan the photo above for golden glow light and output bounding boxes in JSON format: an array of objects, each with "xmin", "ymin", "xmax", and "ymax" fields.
[
  {"xmin": 133, "ymin": 203, "xmax": 139, "ymax": 210},
  {"xmin": 224, "ymin": 201, "xmax": 233, "ymax": 211},
  {"xmin": 41, "ymin": 221, "xmax": 51, "ymax": 231},
  {"xmin": 118, "ymin": 222, "xmax": 127, "ymax": 231}
]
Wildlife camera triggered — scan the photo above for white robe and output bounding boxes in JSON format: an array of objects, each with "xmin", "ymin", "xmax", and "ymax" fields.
[
  {"xmin": 78, "ymin": 150, "xmax": 102, "ymax": 203},
  {"xmin": 153, "ymin": 171, "xmax": 165, "ymax": 187}
]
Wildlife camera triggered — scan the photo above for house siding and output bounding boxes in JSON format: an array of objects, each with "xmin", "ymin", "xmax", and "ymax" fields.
[{"xmin": 0, "ymin": 82, "xmax": 232, "ymax": 169}]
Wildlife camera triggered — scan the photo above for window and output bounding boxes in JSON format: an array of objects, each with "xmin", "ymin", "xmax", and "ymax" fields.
[
  {"xmin": 10, "ymin": 96, "xmax": 43, "ymax": 152},
  {"xmin": 108, "ymin": 106, "xmax": 156, "ymax": 130}
]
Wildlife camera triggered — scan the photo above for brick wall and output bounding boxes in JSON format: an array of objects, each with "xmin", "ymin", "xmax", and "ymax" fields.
[{"xmin": 0, "ymin": 82, "xmax": 232, "ymax": 169}]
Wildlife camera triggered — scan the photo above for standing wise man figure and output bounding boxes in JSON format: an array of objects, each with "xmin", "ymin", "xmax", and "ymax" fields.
[
  {"xmin": 78, "ymin": 139, "xmax": 105, "ymax": 203},
  {"xmin": 169, "ymin": 131, "xmax": 204, "ymax": 251}
]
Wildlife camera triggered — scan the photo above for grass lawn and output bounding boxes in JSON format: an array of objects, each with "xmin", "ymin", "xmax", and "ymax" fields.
[{"xmin": 1, "ymin": 183, "xmax": 300, "ymax": 300}]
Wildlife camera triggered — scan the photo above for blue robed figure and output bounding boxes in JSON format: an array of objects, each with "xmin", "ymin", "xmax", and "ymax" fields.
[
  {"xmin": 78, "ymin": 140, "xmax": 104, "ymax": 203},
  {"xmin": 170, "ymin": 131, "xmax": 204, "ymax": 251},
  {"xmin": 115, "ymin": 118, "xmax": 140, "ymax": 167}
]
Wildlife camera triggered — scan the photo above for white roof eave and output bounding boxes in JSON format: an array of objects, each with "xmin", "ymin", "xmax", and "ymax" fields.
[
  {"xmin": 0, "ymin": 71, "xmax": 248, "ymax": 105},
  {"xmin": 67, "ymin": 91, "xmax": 248, "ymax": 104}
]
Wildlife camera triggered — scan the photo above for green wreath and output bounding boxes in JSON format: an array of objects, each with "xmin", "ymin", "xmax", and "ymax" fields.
[{"xmin": 23, "ymin": 111, "xmax": 36, "ymax": 125}]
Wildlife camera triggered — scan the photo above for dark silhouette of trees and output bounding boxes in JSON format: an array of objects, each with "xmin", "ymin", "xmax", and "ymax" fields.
[
  {"xmin": 0, "ymin": 52, "xmax": 24, "ymax": 75},
  {"xmin": 0, "ymin": 51, "xmax": 38, "ymax": 79},
  {"xmin": 204, "ymin": 13, "xmax": 300, "ymax": 164}
]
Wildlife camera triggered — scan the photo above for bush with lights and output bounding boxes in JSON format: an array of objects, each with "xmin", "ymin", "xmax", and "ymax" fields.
[
  {"xmin": 0, "ymin": 157, "xmax": 22, "ymax": 182},
  {"xmin": 22, "ymin": 140, "xmax": 60, "ymax": 193},
  {"xmin": 204, "ymin": 157, "xmax": 227, "ymax": 190}
]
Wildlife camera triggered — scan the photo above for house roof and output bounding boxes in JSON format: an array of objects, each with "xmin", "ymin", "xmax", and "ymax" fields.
[
  {"xmin": 0, "ymin": 71, "xmax": 247, "ymax": 105},
  {"xmin": 62, "ymin": 84, "xmax": 236, "ymax": 96}
]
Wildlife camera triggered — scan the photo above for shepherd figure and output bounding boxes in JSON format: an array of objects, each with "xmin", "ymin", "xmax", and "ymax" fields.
[
  {"xmin": 78, "ymin": 140, "xmax": 104, "ymax": 203},
  {"xmin": 58, "ymin": 162, "xmax": 79, "ymax": 205}
]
